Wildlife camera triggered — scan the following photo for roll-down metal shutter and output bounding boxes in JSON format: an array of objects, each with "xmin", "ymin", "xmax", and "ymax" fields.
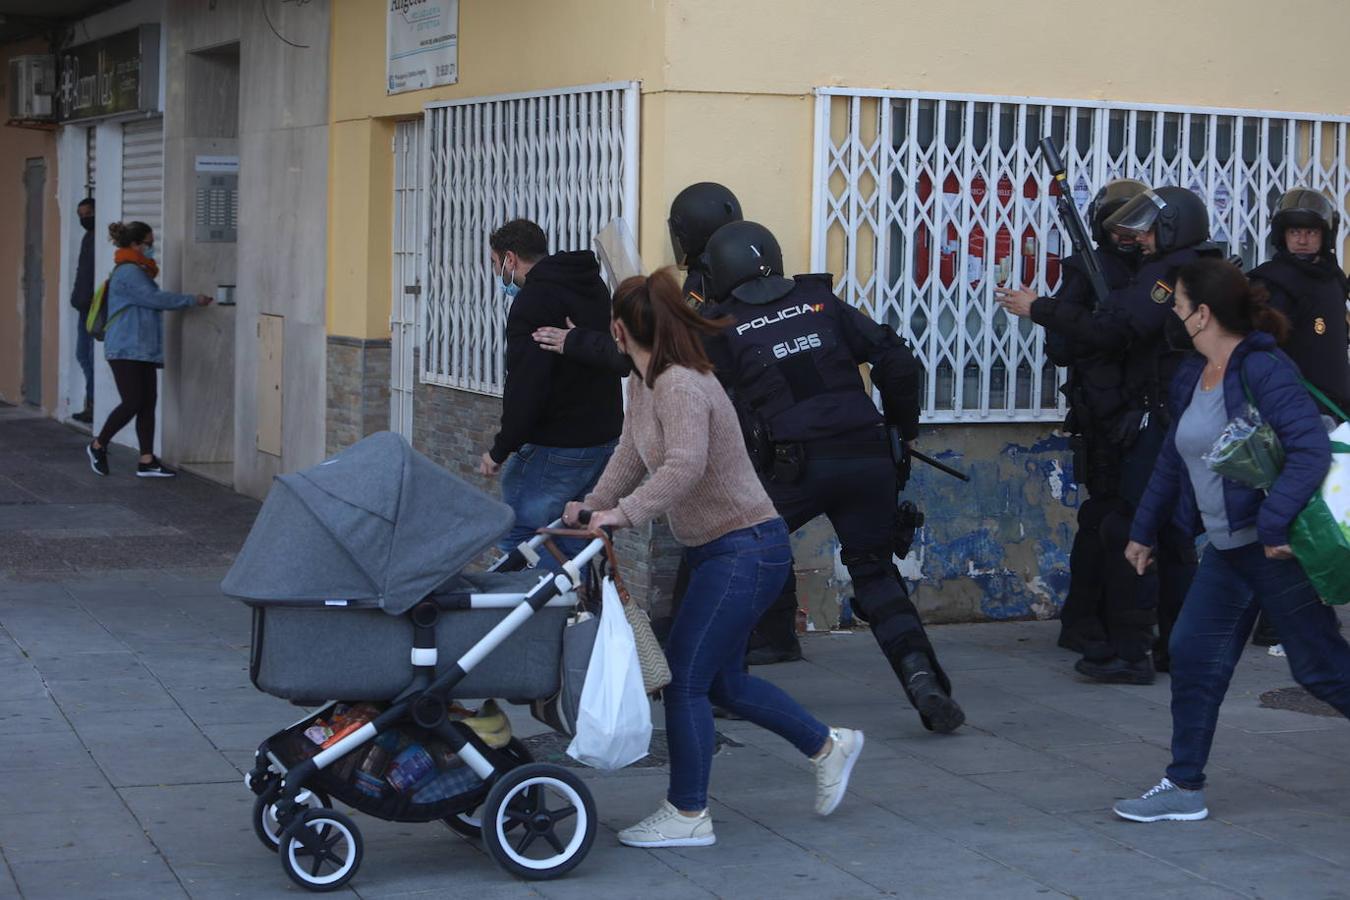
[{"xmin": 121, "ymin": 117, "xmax": 163, "ymax": 232}]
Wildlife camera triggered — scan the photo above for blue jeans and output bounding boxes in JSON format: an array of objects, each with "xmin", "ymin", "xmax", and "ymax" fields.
[
  {"xmin": 1167, "ymin": 542, "xmax": 1350, "ymax": 789},
  {"xmin": 665, "ymin": 518, "xmax": 830, "ymax": 811},
  {"xmin": 497, "ymin": 441, "xmax": 616, "ymax": 570},
  {"xmin": 76, "ymin": 312, "xmax": 94, "ymax": 405}
]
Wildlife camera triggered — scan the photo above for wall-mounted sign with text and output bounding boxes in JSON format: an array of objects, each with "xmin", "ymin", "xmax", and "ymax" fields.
[
  {"xmin": 387, "ymin": 0, "xmax": 459, "ymax": 95},
  {"xmin": 57, "ymin": 24, "xmax": 161, "ymax": 123}
]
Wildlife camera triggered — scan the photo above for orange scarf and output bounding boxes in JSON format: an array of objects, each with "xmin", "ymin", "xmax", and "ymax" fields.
[{"xmin": 114, "ymin": 247, "xmax": 159, "ymax": 280}]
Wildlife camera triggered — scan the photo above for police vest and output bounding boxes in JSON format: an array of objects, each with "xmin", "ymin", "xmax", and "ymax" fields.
[
  {"xmin": 1250, "ymin": 255, "xmax": 1350, "ymax": 413},
  {"xmin": 714, "ymin": 276, "xmax": 885, "ymax": 443}
]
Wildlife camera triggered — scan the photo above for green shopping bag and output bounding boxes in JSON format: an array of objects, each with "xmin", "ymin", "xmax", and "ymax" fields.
[{"xmin": 1290, "ymin": 424, "xmax": 1350, "ymax": 605}]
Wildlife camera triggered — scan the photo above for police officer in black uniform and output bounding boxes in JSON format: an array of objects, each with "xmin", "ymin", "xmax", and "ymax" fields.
[
  {"xmin": 996, "ymin": 178, "xmax": 1149, "ymax": 660},
  {"xmin": 1246, "ymin": 188, "xmax": 1349, "ymax": 647},
  {"xmin": 701, "ymin": 220, "xmax": 966, "ymax": 733},
  {"xmin": 1078, "ymin": 187, "xmax": 1218, "ymax": 682}
]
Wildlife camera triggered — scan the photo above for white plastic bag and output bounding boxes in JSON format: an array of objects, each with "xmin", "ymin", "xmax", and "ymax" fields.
[{"xmin": 565, "ymin": 577, "xmax": 652, "ymax": 770}]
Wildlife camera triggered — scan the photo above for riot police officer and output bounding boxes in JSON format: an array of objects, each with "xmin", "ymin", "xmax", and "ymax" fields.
[
  {"xmin": 1070, "ymin": 186, "xmax": 1218, "ymax": 682},
  {"xmin": 1246, "ymin": 188, "xmax": 1349, "ymax": 648},
  {"xmin": 1249, "ymin": 188, "xmax": 1348, "ymax": 416},
  {"xmin": 669, "ymin": 181, "xmax": 744, "ymax": 308},
  {"xmin": 701, "ymin": 220, "xmax": 966, "ymax": 733},
  {"xmin": 996, "ymin": 178, "xmax": 1149, "ymax": 660}
]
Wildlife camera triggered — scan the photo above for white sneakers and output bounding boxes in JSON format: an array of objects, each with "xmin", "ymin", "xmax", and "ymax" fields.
[
  {"xmin": 813, "ymin": 727, "xmax": 865, "ymax": 816},
  {"xmin": 617, "ymin": 801, "xmax": 716, "ymax": 848},
  {"xmin": 619, "ymin": 725, "xmax": 864, "ymax": 849}
]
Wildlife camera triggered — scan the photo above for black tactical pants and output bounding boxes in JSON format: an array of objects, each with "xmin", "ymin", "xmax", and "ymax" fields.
[
  {"xmin": 753, "ymin": 451, "xmax": 950, "ymax": 694},
  {"xmin": 1089, "ymin": 496, "xmax": 1196, "ymax": 663}
]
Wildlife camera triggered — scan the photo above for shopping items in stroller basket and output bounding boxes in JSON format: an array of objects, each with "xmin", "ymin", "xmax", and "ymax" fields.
[{"xmin": 223, "ymin": 432, "xmax": 610, "ymax": 890}]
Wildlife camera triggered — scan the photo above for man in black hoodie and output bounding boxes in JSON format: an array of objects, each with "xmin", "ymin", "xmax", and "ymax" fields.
[{"xmin": 478, "ymin": 219, "xmax": 623, "ymax": 562}]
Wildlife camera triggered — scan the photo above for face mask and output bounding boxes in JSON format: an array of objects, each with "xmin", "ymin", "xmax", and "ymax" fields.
[
  {"xmin": 1164, "ymin": 309, "xmax": 1198, "ymax": 352},
  {"xmin": 496, "ymin": 262, "xmax": 520, "ymax": 299},
  {"xmin": 80, "ymin": 215, "xmax": 95, "ymax": 231},
  {"xmin": 142, "ymin": 245, "xmax": 156, "ymax": 260},
  {"xmin": 1292, "ymin": 252, "xmax": 1318, "ymax": 262}
]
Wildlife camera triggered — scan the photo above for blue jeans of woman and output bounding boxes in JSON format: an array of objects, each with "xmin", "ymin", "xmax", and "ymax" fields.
[
  {"xmin": 1167, "ymin": 542, "xmax": 1350, "ymax": 788},
  {"xmin": 497, "ymin": 441, "xmax": 616, "ymax": 570},
  {"xmin": 665, "ymin": 518, "xmax": 830, "ymax": 811}
]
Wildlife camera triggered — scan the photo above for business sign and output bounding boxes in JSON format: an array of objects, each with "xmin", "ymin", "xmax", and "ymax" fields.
[
  {"xmin": 387, "ymin": 0, "xmax": 458, "ymax": 94},
  {"xmin": 57, "ymin": 25, "xmax": 161, "ymax": 123}
]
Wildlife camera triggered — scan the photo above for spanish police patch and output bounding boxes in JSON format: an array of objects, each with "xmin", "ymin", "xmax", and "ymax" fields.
[{"xmin": 1151, "ymin": 280, "xmax": 1173, "ymax": 304}]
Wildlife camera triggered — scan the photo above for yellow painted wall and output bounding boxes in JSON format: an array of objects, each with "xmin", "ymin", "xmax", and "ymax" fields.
[
  {"xmin": 327, "ymin": 0, "xmax": 667, "ymax": 340},
  {"xmin": 326, "ymin": 0, "xmax": 1350, "ymax": 338}
]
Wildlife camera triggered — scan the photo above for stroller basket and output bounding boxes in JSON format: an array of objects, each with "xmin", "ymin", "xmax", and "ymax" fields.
[{"xmin": 248, "ymin": 570, "xmax": 572, "ymax": 703}]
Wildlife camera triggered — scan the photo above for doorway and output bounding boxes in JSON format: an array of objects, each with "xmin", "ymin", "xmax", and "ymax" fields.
[{"xmin": 22, "ymin": 158, "xmax": 46, "ymax": 407}]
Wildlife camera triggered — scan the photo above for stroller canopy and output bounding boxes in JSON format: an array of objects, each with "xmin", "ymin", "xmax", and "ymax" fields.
[{"xmin": 222, "ymin": 432, "xmax": 514, "ymax": 615}]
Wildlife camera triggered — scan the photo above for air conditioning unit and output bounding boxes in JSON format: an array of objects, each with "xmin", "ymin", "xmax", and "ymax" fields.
[{"xmin": 8, "ymin": 55, "xmax": 57, "ymax": 120}]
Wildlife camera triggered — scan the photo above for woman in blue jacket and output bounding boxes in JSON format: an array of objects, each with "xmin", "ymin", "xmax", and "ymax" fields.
[
  {"xmin": 1114, "ymin": 257, "xmax": 1350, "ymax": 823},
  {"xmin": 86, "ymin": 221, "xmax": 212, "ymax": 477}
]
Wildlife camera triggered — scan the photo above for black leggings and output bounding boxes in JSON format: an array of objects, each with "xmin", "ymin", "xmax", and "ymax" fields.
[{"xmin": 98, "ymin": 360, "xmax": 158, "ymax": 455}]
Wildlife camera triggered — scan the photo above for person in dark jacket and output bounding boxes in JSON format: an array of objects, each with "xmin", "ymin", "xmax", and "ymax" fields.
[
  {"xmin": 995, "ymin": 178, "xmax": 1148, "ymax": 658},
  {"xmin": 1246, "ymin": 188, "xmax": 1350, "ymax": 649},
  {"xmin": 1114, "ymin": 258, "xmax": 1350, "ymax": 824},
  {"xmin": 478, "ymin": 219, "xmax": 623, "ymax": 564},
  {"xmin": 70, "ymin": 198, "xmax": 97, "ymax": 423}
]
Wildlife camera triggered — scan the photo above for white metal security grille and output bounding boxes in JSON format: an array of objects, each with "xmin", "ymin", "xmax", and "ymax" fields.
[
  {"xmin": 812, "ymin": 90, "xmax": 1350, "ymax": 423},
  {"xmin": 121, "ymin": 117, "xmax": 163, "ymax": 233},
  {"xmin": 391, "ymin": 118, "xmax": 424, "ymax": 438},
  {"xmin": 421, "ymin": 82, "xmax": 639, "ymax": 394}
]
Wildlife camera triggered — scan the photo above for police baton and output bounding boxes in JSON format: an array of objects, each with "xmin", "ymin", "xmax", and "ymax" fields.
[{"xmin": 908, "ymin": 447, "xmax": 971, "ymax": 482}]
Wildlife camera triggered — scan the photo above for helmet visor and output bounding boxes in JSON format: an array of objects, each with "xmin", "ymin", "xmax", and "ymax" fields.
[
  {"xmin": 1104, "ymin": 189, "xmax": 1167, "ymax": 235},
  {"xmin": 668, "ymin": 218, "xmax": 688, "ymax": 267}
]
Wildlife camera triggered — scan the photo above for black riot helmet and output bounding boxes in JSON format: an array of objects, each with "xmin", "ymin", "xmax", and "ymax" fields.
[
  {"xmin": 668, "ymin": 182, "xmax": 744, "ymax": 268},
  {"xmin": 1088, "ymin": 178, "xmax": 1149, "ymax": 246},
  {"xmin": 704, "ymin": 220, "xmax": 796, "ymax": 304},
  {"xmin": 1270, "ymin": 187, "xmax": 1340, "ymax": 254},
  {"xmin": 1103, "ymin": 186, "xmax": 1210, "ymax": 253}
]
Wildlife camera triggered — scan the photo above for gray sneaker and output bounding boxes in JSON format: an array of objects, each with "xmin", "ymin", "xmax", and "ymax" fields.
[{"xmin": 1113, "ymin": 778, "xmax": 1208, "ymax": 822}]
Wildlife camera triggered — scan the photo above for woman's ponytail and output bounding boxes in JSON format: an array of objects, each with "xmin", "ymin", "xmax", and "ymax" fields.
[
  {"xmin": 612, "ymin": 267, "xmax": 733, "ymax": 387},
  {"xmin": 107, "ymin": 220, "xmax": 152, "ymax": 248},
  {"xmin": 1248, "ymin": 281, "xmax": 1291, "ymax": 344}
]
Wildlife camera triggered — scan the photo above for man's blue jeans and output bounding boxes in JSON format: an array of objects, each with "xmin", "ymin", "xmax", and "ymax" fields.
[
  {"xmin": 497, "ymin": 441, "xmax": 616, "ymax": 569},
  {"xmin": 1167, "ymin": 542, "xmax": 1350, "ymax": 789},
  {"xmin": 665, "ymin": 518, "xmax": 830, "ymax": 811},
  {"xmin": 76, "ymin": 312, "xmax": 94, "ymax": 406}
]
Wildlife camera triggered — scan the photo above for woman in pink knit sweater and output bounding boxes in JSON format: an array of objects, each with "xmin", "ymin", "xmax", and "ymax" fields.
[{"xmin": 564, "ymin": 268, "xmax": 864, "ymax": 849}]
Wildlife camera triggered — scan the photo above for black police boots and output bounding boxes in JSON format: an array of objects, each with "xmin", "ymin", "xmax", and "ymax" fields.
[
  {"xmin": 745, "ymin": 634, "xmax": 803, "ymax": 666},
  {"xmin": 899, "ymin": 652, "xmax": 965, "ymax": 734},
  {"xmin": 1074, "ymin": 654, "xmax": 1156, "ymax": 685}
]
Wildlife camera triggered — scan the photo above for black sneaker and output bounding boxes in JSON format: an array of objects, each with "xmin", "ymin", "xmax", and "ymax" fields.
[
  {"xmin": 87, "ymin": 442, "xmax": 109, "ymax": 476},
  {"xmin": 136, "ymin": 457, "xmax": 177, "ymax": 478},
  {"xmin": 900, "ymin": 652, "xmax": 965, "ymax": 734},
  {"xmin": 72, "ymin": 407, "xmax": 93, "ymax": 424},
  {"xmin": 1074, "ymin": 655, "xmax": 1156, "ymax": 685}
]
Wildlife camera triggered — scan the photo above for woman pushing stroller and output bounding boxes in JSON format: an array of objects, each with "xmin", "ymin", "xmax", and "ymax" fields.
[{"xmin": 564, "ymin": 268, "xmax": 863, "ymax": 848}]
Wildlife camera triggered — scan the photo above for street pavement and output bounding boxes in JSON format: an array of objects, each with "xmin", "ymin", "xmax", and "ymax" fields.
[{"xmin": 2, "ymin": 405, "xmax": 1349, "ymax": 899}]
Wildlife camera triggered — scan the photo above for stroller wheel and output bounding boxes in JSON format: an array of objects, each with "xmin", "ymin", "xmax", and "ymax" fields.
[
  {"xmin": 481, "ymin": 763, "xmax": 595, "ymax": 881},
  {"xmin": 441, "ymin": 737, "xmax": 533, "ymax": 841},
  {"xmin": 279, "ymin": 808, "xmax": 363, "ymax": 892},
  {"xmin": 253, "ymin": 782, "xmax": 331, "ymax": 853}
]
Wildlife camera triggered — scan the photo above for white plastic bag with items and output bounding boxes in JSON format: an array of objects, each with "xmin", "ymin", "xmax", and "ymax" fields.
[{"xmin": 565, "ymin": 576, "xmax": 652, "ymax": 770}]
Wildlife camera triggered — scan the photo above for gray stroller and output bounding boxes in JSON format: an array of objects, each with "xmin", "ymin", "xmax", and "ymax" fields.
[{"xmin": 223, "ymin": 432, "xmax": 606, "ymax": 891}]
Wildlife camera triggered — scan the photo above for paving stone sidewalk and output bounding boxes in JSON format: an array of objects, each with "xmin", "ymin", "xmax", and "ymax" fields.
[{"xmin": 2, "ymin": 407, "xmax": 1349, "ymax": 899}]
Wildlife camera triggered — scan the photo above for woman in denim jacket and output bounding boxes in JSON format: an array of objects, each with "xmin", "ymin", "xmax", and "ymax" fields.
[
  {"xmin": 1115, "ymin": 257, "xmax": 1350, "ymax": 823},
  {"xmin": 86, "ymin": 221, "xmax": 212, "ymax": 478}
]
